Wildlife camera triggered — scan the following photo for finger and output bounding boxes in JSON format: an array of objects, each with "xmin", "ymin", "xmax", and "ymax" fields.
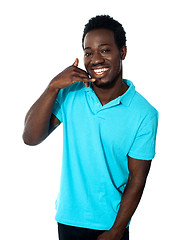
[
  {"xmin": 73, "ymin": 75, "xmax": 96, "ymax": 83},
  {"xmin": 74, "ymin": 67, "xmax": 89, "ymax": 77},
  {"xmin": 83, "ymin": 78, "xmax": 96, "ymax": 82},
  {"xmin": 73, "ymin": 58, "xmax": 79, "ymax": 67},
  {"xmin": 73, "ymin": 71, "xmax": 89, "ymax": 80}
]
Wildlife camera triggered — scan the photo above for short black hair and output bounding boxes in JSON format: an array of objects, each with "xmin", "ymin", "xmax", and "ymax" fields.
[{"xmin": 82, "ymin": 15, "xmax": 126, "ymax": 50}]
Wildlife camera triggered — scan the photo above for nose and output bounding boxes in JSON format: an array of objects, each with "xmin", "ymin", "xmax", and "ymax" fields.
[{"xmin": 91, "ymin": 52, "xmax": 105, "ymax": 66}]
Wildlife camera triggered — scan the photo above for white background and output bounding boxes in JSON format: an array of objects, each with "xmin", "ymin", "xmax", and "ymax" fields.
[{"xmin": 1, "ymin": 0, "xmax": 182, "ymax": 239}]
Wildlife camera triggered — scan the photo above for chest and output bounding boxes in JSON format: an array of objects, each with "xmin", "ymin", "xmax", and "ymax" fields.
[{"xmin": 62, "ymin": 91, "xmax": 140, "ymax": 153}]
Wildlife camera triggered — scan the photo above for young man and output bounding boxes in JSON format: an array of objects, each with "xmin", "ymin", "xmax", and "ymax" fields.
[{"xmin": 23, "ymin": 15, "xmax": 158, "ymax": 240}]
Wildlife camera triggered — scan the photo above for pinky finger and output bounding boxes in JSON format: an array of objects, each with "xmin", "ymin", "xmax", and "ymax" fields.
[{"xmin": 72, "ymin": 75, "xmax": 96, "ymax": 84}]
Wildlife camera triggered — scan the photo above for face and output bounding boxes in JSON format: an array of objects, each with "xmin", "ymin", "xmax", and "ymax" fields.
[{"xmin": 83, "ymin": 28, "xmax": 126, "ymax": 89}]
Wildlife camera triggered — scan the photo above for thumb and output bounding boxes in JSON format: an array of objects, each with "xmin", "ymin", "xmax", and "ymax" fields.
[{"xmin": 73, "ymin": 58, "xmax": 79, "ymax": 67}]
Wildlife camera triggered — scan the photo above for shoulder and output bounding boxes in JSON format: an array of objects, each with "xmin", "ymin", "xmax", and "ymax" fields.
[
  {"xmin": 123, "ymin": 79, "xmax": 158, "ymax": 118},
  {"xmin": 65, "ymin": 81, "xmax": 85, "ymax": 92},
  {"xmin": 56, "ymin": 82, "xmax": 85, "ymax": 103},
  {"xmin": 132, "ymin": 90, "xmax": 158, "ymax": 119}
]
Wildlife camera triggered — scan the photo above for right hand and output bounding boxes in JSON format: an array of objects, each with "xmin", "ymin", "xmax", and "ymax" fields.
[{"xmin": 49, "ymin": 58, "xmax": 95, "ymax": 90}]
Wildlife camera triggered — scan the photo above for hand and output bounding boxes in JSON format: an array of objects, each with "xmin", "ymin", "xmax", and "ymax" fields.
[
  {"xmin": 97, "ymin": 228, "xmax": 124, "ymax": 240},
  {"xmin": 49, "ymin": 58, "xmax": 95, "ymax": 90}
]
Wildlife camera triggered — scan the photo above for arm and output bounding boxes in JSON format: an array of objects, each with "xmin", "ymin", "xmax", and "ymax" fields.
[
  {"xmin": 23, "ymin": 58, "xmax": 95, "ymax": 146},
  {"xmin": 97, "ymin": 156, "xmax": 151, "ymax": 240},
  {"xmin": 22, "ymin": 86, "xmax": 60, "ymax": 146}
]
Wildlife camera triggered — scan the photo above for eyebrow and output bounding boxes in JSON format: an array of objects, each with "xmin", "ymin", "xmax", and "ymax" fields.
[{"xmin": 84, "ymin": 43, "xmax": 111, "ymax": 50}]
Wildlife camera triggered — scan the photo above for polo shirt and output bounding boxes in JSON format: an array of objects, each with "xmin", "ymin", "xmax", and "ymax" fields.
[{"xmin": 52, "ymin": 79, "xmax": 158, "ymax": 230}]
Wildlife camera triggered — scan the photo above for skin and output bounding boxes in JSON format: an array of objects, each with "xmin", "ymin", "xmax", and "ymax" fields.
[{"xmin": 23, "ymin": 28, "xmax": 152, "ymax": 240}]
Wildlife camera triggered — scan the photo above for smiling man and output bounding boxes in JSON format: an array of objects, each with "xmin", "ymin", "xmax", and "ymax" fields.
[{"xmin": 23, "ymin": 15, "xmax": 158, "ymax": 240}]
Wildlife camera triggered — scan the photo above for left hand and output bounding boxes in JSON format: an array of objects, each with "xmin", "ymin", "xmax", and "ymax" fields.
[{"xmin": 97, "ymin": 228, "xmax": 124, "ymax": 240}]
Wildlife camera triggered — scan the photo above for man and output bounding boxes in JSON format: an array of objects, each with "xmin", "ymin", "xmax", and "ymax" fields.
[{"xmin": 23, "ymin": 15, "xmax": 158, "ymax": 240}]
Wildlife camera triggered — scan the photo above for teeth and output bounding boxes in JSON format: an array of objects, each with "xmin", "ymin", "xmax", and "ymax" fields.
[{"xmin": 93, "ymin": 68, "xmax": 109, "ymax": 75}]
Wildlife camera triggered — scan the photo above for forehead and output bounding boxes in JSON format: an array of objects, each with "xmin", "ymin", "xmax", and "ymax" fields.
[{"xmin": 83, "ymin": 28, "xmax": 116, "ymax": 49}]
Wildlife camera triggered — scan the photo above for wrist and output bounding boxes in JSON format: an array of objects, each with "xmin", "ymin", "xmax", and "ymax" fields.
[{"xmin": 48, "ymin": 81, "xmax": 60, "ymax": 94}]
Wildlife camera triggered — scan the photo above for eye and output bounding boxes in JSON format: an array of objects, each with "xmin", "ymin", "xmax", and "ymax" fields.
[
  {"xmin": 101, "ymin": 48, "xmax": 111, "ymax": 53},
  {"xmin": 84, "ymin": 52, "xmax": 92, "ymax": 57}
]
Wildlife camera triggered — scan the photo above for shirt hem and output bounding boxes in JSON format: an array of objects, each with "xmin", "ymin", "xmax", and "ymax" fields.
[
  {"xmin": 55, "ymin": 217, "xmax": 112, "ymax": 231},
  {"xmin": 55, "ymin": 216, "xmax": 131, "ymax": 231}
]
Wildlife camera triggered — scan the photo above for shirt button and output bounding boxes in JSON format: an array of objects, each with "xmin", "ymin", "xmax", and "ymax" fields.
[{"xmin": 97, "ymin": 103, "xmax": 100, "ymax": 106}]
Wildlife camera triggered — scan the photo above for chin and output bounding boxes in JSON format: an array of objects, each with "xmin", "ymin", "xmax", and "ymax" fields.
[{"xmin": 93, "ymin": 78, "xmax": 116, "ymax": 89}]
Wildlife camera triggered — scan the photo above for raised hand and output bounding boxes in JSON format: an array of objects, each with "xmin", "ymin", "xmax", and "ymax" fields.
[{"xmin": 49, "ymin": 58, "xmax": 95, "ymax": 90}]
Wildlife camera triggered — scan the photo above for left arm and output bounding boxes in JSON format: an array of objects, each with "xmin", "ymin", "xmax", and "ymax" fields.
[{"xmin": 97, "ymin": 156, "xmax": 151, "ymax": 240}]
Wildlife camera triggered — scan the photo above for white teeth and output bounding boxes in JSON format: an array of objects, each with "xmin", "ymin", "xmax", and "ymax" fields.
[{"xmin": 93, "ymin": 68, "xmax": 109, "ymax": 75}]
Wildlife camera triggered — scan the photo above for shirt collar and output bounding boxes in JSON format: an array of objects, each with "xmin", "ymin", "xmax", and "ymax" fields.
[
  {"xmin": 84, "ymin": 79, "xmax": 136, "ymax": 107},
  {"xmin": 120, "ymin": 79, "xmax": 136, "ymax": 106}
]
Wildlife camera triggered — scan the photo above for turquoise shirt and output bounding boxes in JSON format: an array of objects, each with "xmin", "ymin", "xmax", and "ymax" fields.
[{"xmin": 52, "ymin": 79, "xmax": 158, "ymax": 230}]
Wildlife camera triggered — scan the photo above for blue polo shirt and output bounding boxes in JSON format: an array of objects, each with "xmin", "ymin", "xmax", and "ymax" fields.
[{"xmin": 52, "ymin": 79, "xmax": 158, "ymax": 230}]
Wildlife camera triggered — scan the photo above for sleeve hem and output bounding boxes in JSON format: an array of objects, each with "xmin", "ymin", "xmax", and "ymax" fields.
[
  {"xmin": 52, "ymin": 100, "xmax": 63, "ymax": 122},
  {"xmin": 52, "ymin": 110, "xmax": 63, "ymax": 122},
  {"xmin": 128, "ymin": 152, "xmax": 156, "ymax": 160}
]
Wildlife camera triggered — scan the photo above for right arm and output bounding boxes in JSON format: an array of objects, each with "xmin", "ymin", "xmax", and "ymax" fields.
[
  {"xmin": 22, "ymin": 85, "xmax": 60, "ymax": 146},
  {"xmin": 22, "ymin": 58, "xmax": 95, "ymax": 146}
]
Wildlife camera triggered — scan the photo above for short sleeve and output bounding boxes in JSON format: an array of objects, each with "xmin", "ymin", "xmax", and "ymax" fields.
[
  {"xmin": 52, "ymin": 89, "xmax": 64, "ymax": 123},
  {"xmin": 128, "ymin": 111, "xmax": 159, "ymax": 160}
]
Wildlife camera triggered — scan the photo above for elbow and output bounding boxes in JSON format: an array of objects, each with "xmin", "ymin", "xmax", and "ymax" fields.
[{"xmin": 22, "ymin": 132, "xmax": 41, "ymax": 146}]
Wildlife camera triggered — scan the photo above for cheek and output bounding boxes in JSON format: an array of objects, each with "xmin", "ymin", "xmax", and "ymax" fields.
[
  {"xmin": 110, "ymin": 55, "xmax": 121, "ymax": 74},
  {"xmin": 84, "ymin": 58, "xmax": 89, "ymax": 71}
]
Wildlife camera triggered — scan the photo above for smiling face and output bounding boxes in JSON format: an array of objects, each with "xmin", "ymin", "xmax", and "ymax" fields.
[{"xmin": 83, "ymin": 28, "xmax": 126, "ymax": 89}]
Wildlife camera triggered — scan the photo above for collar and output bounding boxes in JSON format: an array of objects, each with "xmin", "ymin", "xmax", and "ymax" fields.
[
  {"xmin": 84, "ymin": 79, "xmax": 136, "ymax": 107},
  {"xmin": 120, "ymin": 79, "xmax": 136, "ymax": 106}
]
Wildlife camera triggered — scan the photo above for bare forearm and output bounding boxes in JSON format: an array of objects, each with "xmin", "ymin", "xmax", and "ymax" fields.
[
  {"xmin": 23, "ymin": 85, "xmax": 59, "ymax": 145},
  {"xmin": 112, "ymin": 178, "xmax": 146, "ymax": 235}
]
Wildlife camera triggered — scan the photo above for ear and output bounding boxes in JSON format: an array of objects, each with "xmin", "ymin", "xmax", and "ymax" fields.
[{"xmin": 120, "ymin": 46, "xmax": 127, "ymax": 60}]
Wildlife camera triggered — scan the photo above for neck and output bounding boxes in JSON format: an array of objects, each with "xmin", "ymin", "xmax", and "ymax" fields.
[{"xmin": 92, "ymin": 77, "xmax": 128, "ymax": 106}]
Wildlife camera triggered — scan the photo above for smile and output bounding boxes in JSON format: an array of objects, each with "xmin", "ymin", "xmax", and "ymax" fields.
[{"xmin": 93, "ymin": 68, "xmax": 109, "ymax": 76}]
